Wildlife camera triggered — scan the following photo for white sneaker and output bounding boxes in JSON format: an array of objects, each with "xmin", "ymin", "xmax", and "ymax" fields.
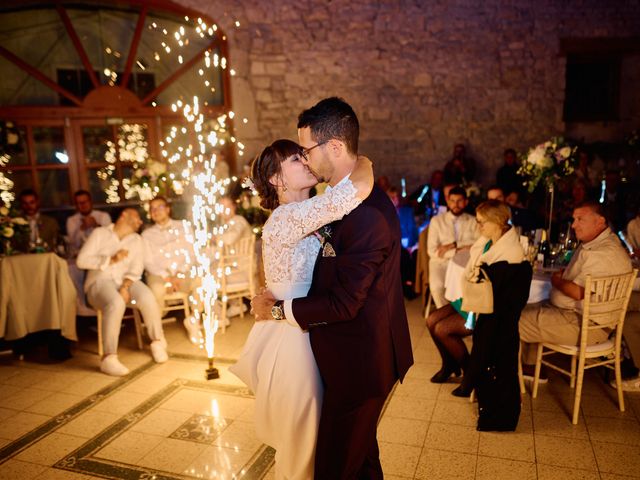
[
  {"xmin": 150, "ymin": 340, "xmax": 168, "ymax": 363},
  {"xmin": 610, "ymin": 376, "xmax": 640, "ymax": 392},
  {"xmin": 100, "ymin": 355, "xmax": 130, "ymax": 376},
  {"xmin": 183, "ymin": 318, "xmax": 204, "ymax": 345}
]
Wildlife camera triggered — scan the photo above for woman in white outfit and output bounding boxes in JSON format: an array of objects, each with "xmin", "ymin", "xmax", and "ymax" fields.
[{"xmin": 229, "ymin": 139, "xmax": 373, "ymax": 479}]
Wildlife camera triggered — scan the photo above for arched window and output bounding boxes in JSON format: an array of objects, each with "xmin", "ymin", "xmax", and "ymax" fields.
[{"xmin": 0, "ymin": 0, "xmax": 232, "ymax": 209}]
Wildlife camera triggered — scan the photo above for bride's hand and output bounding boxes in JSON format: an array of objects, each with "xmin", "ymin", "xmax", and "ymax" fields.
[{"xmin": 250, "ymin": 289, "xmax": 276, "ymax": 321}]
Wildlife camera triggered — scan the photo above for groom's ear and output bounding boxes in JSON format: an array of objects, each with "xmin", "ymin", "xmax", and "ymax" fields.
[{"xmin": 328, "ymin": 139, "xmax": 344, "ymax": 158}]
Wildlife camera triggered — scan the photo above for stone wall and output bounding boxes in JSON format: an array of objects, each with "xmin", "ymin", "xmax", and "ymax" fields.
[{"xmin": 180, "ymin": 0, "xmax": 640, "ymax": 192}]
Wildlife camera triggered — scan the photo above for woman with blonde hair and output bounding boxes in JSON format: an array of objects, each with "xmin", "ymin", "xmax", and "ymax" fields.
[{"xmin": 427, "ymin": 200, "xmax": 531, "ymax": 404}]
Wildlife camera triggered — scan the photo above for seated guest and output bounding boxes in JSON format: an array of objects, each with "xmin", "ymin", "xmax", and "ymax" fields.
[
  {"xmin": 408, "ymin": 169, "xmax": 445, "ymax": 220},
  {"xmin": 602, "ymin": 170, "xmax": 629, "ymax": 232},
  {"xmin": 66, "ymin": 190, "xmax": 112, "ymax": 316},
  {"xmin": 220, "ymin": 196, "xmax": 252, "ymax": 247},
  {"xmin": 427, "ymin": 186, "xmax": 478, "ymax": 308},
  {"xmin": 19, "ymin": 188, "xmax": 59, "ymax": 250},
  {"xmin": 519, "ymin": 202, "xmax": 632, "ymax": 379},
  {"xmin": 142, "ymin": 196, "xmax": 202, "ymax": 344},
  {"xmin": 496, "ymin": 148, "xmax": 521, "ymax": 194},
  {"xmin": 77, "ymin": 208, "xmax": 168, "ymax": 376},
  {"xmin": 427, "ymin": 201, "xmax": 527, "ymax": 398},
  {"xmin": 444, "ymin": 143, "xmax": 475, "ymax": 185},
  {"xmin": 505, "ymin": 189, "xmax": 540, "ymax": 232},
  {"xmin": 626, "ymin": 209, "xmax": 640, "ymax": 256},
  {"xmin": 558, "ymin": 178, "xmax": 589, "ymax": 227},
  {"xmin": 375, "ymin": 175, "xmax": 391, "ymax": 193},
  {"xmin": 486, "ymin": 185, "xmax": 505, "ymax": 202}
]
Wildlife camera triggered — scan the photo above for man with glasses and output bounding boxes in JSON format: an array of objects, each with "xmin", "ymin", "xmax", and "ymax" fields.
[
  {"xmin": 252, "ymin": 97, "xmax": 413, "ymax": 479},
  {"xmin": 142, "ymin": 196, "xmax": 202, "ymax": 344}
]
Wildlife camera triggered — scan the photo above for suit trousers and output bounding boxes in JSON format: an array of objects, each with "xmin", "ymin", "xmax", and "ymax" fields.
[
  {"xmin": 519, "ymin": 301, "xmax": 609, "ymax": 364},
  {"xmin": 428, "ymin": 259, "xmax": 449, "ymax": 309},
  {"xmin": 87, "ymin": 279, "xmax": 164, "ymax": 355},
  {"xmin": 314, "ymin": 395, "xmax": 386, "ymax": 480}
]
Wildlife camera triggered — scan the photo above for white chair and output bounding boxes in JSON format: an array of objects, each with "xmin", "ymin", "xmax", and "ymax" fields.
[
  {"xmin": 424, "ymin": 290, "xmax": 434, "ymax": 319},
  {"xmin": 96, "ymin": 304, "xmax": 143, "ymax": 357},
  {"xmin": 162, "ymin": 290, "xmax": 191, "ymax": 321},
  {"xmin": 216, "ymin": 235, "xmax": 256, "ymax": 333},
  {"xmin": 532, "ymin": 270, "xmax": 637, "ymax": 424}
]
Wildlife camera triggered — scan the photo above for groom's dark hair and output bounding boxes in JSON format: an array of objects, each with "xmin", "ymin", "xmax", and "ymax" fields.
[{"xmin": 297, "ymin": 97, "xmax": 359, "ymax": 155}]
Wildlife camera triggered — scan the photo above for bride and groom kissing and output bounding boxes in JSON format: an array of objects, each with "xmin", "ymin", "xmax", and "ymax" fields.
[{"xmin": 229, "ymin": 97, "xmax": 414, "ymax": 479}]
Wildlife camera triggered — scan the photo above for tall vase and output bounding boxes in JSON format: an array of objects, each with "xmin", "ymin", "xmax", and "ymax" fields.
[{"xmin": 547, "ymin": 184, "xmax": 555, "ymax": 242}]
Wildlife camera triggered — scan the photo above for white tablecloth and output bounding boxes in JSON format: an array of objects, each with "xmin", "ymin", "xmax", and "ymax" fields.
[{"xmin": 443, "ymin": 250, "xmax": 552, "ymax": 304}]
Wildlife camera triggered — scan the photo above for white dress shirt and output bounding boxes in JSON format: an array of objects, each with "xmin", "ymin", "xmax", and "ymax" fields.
[
  {"xmin": 427, "ymin": 211, "xmax": 478, "ymax": 262},
  {"xmin": 142, "ymin": 219, "xmax": 194, "ymax": 278},
  {"xmin": 66, "ymin": 210, "xmax": 112, "ymax": 257},
  {"xmin": 77, "ymin": 225, "xmax": 146, "ymax": 292}
]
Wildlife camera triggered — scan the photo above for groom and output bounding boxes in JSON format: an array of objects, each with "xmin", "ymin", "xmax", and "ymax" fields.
[{"xmin": 252, "ymin": 97, "xmax": 413, "ymax": 478}]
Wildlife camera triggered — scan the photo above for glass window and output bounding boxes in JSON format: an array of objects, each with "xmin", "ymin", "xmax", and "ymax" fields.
[
  {"xmin": 82, "ymin": 126, "xmax": 112, "ymax": 164},
  {"xmin": 0, "ymin": 6, "xmax": 226, "ymax": 107},
  {"xmin": 33, "ymin": 127, "xmax": 67, "ymax": 165},
  {"xmin": 6, "ymin": 170, "xmax": 34, "ymax": 198},
  {"xmin": 37, "ymin": 169, "xmax": 70, "ymax": 207},
  {"xmin": 0, "ymin": 122, "xmax": 29, "ymax": 165}
]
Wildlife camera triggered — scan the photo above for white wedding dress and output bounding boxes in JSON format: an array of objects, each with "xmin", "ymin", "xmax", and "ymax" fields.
[{"xmin": 229, "ymin": 178, "xmax": 361, "ymax": 480}]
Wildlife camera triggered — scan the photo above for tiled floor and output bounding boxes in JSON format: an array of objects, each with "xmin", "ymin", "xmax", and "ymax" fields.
[{"xmin": 0, "ymin": 299, "xmax": 639, "ymax": 479}]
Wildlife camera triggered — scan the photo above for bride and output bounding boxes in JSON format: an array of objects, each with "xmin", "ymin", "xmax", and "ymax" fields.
[{"xmin": 229, "ymin": 139, "xmax": 373, "ymax": 479}]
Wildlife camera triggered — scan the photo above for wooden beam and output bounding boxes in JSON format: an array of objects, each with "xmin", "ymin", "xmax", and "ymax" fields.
[
  {"xmin": 56, "ymin": 4, "xmax": 100, "ymax": 89},
  {"xmin": 0, "ymin": 45, "xmax": 83, "ymax": 106},
  {"xmin": 141, "ymin": 39, "xmax": 219, "ymax": 106},
  {"xmin": 121, "ymin": 5, "xmax": 148, "ymax": 89}
]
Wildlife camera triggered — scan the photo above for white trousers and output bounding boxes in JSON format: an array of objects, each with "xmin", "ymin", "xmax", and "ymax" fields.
[
  {"xmin": 428, "ymin": 259, "xmax": 449, "ymax": 309},
  {"xmin": 87, "ymin": 279, "xmax": 164, "ymax": 355}
]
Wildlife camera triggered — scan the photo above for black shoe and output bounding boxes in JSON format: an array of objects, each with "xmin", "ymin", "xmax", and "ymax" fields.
[
  {"xmin": 451, "ymin": 383, "xmax": 473, "ymax": 397},
  {"xmin": 430, "ymin": 365, "xmax": 461, "ymax": 383}
]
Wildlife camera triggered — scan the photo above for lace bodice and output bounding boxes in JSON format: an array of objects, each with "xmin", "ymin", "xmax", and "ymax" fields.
[{"xmin": 262, "ymin": 178, "xmax": 361, "ymax": 286}]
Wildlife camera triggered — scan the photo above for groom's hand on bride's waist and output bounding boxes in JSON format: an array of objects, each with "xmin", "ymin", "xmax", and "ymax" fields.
[{"xmin": 251, "ymin": 289, "xmax": 276, "ymax": 321}]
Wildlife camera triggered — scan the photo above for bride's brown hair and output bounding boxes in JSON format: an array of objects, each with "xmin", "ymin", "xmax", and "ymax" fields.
[{"xmin": 250, "ymin": 139, "xmax": 303, "ymax": 210}]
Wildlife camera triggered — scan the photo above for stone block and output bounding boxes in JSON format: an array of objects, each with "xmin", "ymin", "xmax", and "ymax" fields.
[{"xmin": 414, "ymin": 73, "xmax": 433, "ymax": 87}]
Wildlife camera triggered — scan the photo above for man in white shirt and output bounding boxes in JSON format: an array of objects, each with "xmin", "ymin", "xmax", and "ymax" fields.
[
  {"xmin": 142, "ymin": 196, "xmax": 201, "ymax": 344},
  {"xmin": 520, "ymin": 202, "xmax": 632, "ymax": 378},
  {"xmin": 427, "ymin": 186, "xmax": 478, "ymax": 308},
  {"xmin": 77, "ymin": 208, "xmax": 168, "ymax": 376},
  {"xmin": 66, "ymin": 190, "xmax": 112, "ymax": 316}
]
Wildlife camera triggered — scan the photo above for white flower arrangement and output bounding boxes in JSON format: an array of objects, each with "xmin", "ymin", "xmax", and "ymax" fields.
[{"xmin": 518, "ymin": 137, "xmax": 577, "ymax": 193}]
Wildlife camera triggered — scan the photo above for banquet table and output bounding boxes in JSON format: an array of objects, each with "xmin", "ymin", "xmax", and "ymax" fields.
[
  {"xmin": 444, "ymin": 249, "xmax": 553, "ymax": 304},
  {"xmin": 444, "ymin": 249, "xmax": 640, "ymax": 306},
  {"xmin": 0, "ymin": 252, "xmax": 77, "ymax": 341}
]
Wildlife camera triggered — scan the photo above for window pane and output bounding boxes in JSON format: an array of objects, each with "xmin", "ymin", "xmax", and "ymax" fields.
[
  {"xmin": 0, "ymin": 122, "xmax": 29, "ymax": 165},
  {"xmin": 37, "ymin": 169, "xmax": 70, "ymax": 207},
  {"xmin": 5, "ymin": 170, "xmax": 34, "ymax": 200},
  {"xmin": 33, "ymin": 126, "xmax": 67, "ymax": 165},
  {"xmin": 83, "ymin": 126, "xmax": 113, "ymax": 164},
  {"xmin": 88, "ymin": 167, "xmax": 111, "ymax": 205},
  {"xmin": 117, "ymin": 124, "xmax": 149, "ymax": 164}
]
